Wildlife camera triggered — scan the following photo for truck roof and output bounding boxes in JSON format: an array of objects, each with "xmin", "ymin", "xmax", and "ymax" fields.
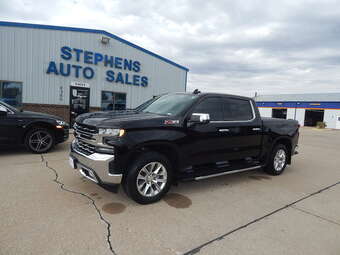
[{"xmin": 173, "ymin": 92, "xmax": 253, "ymax": 101}]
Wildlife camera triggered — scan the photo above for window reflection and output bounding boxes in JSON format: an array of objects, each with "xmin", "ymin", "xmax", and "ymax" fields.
[
  {"xmin": 101, "ymin": 91, "xmax": 126, "ymax": 111},
  {"xmin": 0, "ymin": 81, "xmax": 23, "ymax": 107}
]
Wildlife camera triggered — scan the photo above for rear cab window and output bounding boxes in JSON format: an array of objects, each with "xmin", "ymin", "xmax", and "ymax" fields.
[{"xmin": 223, "ymin": 98, "xmax": 254, "ymax": 121}]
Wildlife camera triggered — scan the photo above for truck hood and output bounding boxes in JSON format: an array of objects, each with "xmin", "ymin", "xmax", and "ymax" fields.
[{"xmin": 76, "ymin": 110, "xmax": 178, "ymax": 129}]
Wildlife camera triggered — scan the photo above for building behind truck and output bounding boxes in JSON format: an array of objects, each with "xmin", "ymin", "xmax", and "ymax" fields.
[
  {"xmin": 0, "ymin": 21, "xmax": 188, "ymax": 124},
  {"xmin": 255, "ymin": 93, "xmax": 340, "ymax": 129}
]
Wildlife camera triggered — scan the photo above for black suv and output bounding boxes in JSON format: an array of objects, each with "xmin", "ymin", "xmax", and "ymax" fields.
[
  {"xmin": 0, "ymin": 101, "xmax": 69, "ymax": 153},
  {"xmin": 69, "ymin": 92, "xmax": 299, "ymax": 204}
]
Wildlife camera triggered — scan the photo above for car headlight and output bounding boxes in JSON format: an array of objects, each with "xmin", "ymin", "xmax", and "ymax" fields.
[
  {"xmin": 56, "ymin": 120, "xmax": 67, "ymax": 126},
  {"xmin": 98, "ymin": 128, "xmax": 125, "ymax": 137}
]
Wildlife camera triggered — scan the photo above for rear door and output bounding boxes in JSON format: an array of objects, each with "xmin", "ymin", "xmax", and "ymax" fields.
[{"xmin": 218, "ymin": 97, "xmax": 262, "ymax": 160}]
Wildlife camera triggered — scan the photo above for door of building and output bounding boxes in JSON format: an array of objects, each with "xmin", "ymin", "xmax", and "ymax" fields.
[
  {"xmin": 304, "ymin": 109, "xmax": 324, "ymax": 127},
  {"xmin": 69, "ymin": 86, "xmax": 90, "ymax": 126},
  {"xmin": 336, "ymin": 116, "xmax": 340, "ymax": 129}
]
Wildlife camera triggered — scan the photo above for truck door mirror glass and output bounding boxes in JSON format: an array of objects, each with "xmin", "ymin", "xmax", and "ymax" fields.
[
  {"xmin": 189, "ymin": 113, "xmax": 210, "ymax": 124},
  {"xmin": 0, "ymin": 105, "xmax": 8, "ymax": 116}
]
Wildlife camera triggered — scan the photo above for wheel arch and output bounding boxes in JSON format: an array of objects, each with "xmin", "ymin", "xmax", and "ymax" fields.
[
  {"xmin": 272, "ymin": 137, "xmax": 293, "ymax": 164},
  {"xmin": 124, "ymin": 141, "xmax": 180, "ymax": 176},
  {"xmin": 22, "ymin": 121, "xmax": 56, "ymax": 143}
]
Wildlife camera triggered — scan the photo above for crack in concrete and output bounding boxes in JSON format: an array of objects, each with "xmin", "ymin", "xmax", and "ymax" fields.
[
  {"xmin": 183, "ymin": 180, "xmax": 340, "ymax": 255},
  {"xmin": 291, "ymin": 205, "xmax": 340, "ymax": 227},
  {"xmin": 41, "ymin": 155, "xmax": 116, "ymax": 255}
]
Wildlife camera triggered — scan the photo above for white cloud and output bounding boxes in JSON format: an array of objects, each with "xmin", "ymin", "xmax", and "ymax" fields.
[{"xmin": 1, "ymin": 0, "xmax": 340, "ymax": 96}]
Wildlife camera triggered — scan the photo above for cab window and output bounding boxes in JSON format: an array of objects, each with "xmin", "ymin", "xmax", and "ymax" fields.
[
  {"xmin": 223, "ymin": 98, "xmax": 254, "ymax": 121},
  {"xmin": 193, "ymin": 97, "xmax": 224, "ymax": 121}
]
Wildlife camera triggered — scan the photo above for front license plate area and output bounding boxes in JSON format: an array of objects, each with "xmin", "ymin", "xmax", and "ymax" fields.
[{"xmin": 80, "ymin": 168, "xmax": 99, "ymax": 183}]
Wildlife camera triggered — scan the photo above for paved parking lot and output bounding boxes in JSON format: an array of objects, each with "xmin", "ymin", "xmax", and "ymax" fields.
[{"xmin": 1, "ymin": 127, "xmax": 340, "ymax": 255}]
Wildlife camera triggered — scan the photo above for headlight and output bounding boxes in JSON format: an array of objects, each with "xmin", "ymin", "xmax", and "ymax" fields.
[
  {"xmin": 98, "ymin": 128, "xmax": 125, "ymax": 136},
  {"xmin": 56, "ymin": 120, "xmax": 67, "ymax": 126}
]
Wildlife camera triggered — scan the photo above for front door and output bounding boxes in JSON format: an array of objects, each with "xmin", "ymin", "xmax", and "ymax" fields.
[
  {"xmin": 185, "ymin": 97, "xmax": 229, "ymax": 166},
  {"xmin": 69, "ymin": 86, "xmax": 90, "ymax": 126}
]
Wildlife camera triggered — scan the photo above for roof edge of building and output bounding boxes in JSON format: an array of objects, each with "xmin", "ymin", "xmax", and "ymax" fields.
[{"xmin": 0, "ymin": 21, "xmax": 189, "ymax": 72}]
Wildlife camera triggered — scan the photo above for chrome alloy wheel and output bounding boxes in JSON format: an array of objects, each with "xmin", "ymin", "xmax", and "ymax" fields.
[
  {"xmin": 274, "ymin": 149, "xmax": 286, "ymax": 172},
  {"xmin": 136, "ymin": 162, "xmax": 168, "ymax": 197},
  {"xmin": 29, "ymin": 130, "xmax": 53, "ymax": 153}
]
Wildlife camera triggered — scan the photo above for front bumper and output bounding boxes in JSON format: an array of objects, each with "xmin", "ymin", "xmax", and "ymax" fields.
[
  {"xmin": 56, "ymin": 127, "xmax": 69, "ymax": 143},
  {"xmin": 69, "ymin": 140, "xmax": 122, "ymax": 184}
]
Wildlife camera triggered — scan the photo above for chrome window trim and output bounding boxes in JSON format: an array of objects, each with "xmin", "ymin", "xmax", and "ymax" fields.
[{"xmin": 210, "ymin": 99, "xmax": 256, "ymax": 123}]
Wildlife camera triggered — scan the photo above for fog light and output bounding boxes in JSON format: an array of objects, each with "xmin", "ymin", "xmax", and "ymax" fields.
[{"xmin": 96, "ymin": 146, "xmax": 114, "ymax": 154}]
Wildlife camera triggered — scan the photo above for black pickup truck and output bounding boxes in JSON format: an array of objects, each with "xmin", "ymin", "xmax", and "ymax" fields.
[{"xmin": 69, "ymin": 92, "xmax": 299, "ymax": 204}]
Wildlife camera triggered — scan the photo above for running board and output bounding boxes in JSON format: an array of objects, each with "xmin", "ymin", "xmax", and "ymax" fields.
[{"xmin": 194, "ymin": 165, "xmax": 262, "ymax": 181}]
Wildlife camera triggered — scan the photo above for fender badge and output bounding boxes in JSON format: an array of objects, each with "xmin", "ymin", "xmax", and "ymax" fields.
[{"xmin": 164, "ymin": 120, "xmax": 179, "ymax": 125}]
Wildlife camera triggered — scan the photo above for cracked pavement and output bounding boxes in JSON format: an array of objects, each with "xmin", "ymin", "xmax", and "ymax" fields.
[{"xmin": 0, "ymin": 127, "xmax": 340, "ymax": 255}]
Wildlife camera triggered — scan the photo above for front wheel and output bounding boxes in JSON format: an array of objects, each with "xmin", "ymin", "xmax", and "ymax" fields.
[
  {"xmin": 25, "ymin": 128, "xmax": 55, "ymax": 153},
  {"xmin": 264, "ymin": 144, "xmax": 288, "ymax": 175},
  {"xmin": 123, "ymin": 152, "xmax": 173, "ymax": 204}
]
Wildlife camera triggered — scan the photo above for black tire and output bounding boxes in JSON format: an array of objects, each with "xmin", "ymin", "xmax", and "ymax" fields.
[
  {"xmin": 264, "ymin": 144, "xmax": 288, "ymax": 175},
  {"xmin": 123, "ymin": 151, "xmax": 173, "ymax": 204},
  {"xmin": 25, "ymin": 128, "xmax": 55, "ymax": 153}
]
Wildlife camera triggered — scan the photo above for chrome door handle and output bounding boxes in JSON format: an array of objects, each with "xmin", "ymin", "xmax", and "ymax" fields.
[
  {"xmin": 252, "ymin": 127, "xmax": 261, "ymax": 131},
  {"xmin": 219, "ymin": 128, "xmax": 230, "ymax": 132}
]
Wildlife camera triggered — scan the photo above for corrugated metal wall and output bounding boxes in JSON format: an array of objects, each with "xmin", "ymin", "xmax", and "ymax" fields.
[{"xmin": 0, "ymin": 26, "xmax": 187, "ymax": 108}]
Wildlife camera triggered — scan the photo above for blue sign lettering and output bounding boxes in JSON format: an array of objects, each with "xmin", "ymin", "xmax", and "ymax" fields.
[{"xmin": 46, "ymin": 46, "xmax": 149, "ymax": 85}]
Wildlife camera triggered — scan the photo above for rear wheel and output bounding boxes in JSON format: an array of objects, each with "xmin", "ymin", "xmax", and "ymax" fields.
[
  {"xmin": 264, "ymin": 144, "xmax": 288, "ymax": 175},
  {"xmin": 123, "ymin": 151, "xmax": 173, "ymax": 204},
  {"xmin": 25, "ymin": 128, "xmax": 55, "ymax": 153}
]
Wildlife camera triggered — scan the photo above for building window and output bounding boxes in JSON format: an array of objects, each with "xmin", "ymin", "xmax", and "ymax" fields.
[
  {"xmin": 0, "ymin": 81, "xmax": 23, "ymax": 107},
  {"xmin": 101, "ymin": 91, "xmax": 126, "ymax": 111}
]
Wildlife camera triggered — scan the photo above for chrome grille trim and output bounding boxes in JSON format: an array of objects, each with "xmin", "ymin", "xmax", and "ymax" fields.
[
  {"xmin": 74, "ymin": 123, "xmax": 97, "ymax": 133},
  {"xmin": 75, "ymin": 139, "xmax": 96, "ymax": 155},
  {"xmin": 74, "ymin": 123, "xmax": 97, "ymax": 141}
]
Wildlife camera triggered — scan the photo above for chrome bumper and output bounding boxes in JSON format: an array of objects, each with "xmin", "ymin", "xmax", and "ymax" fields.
[{"xmin": 69, "ymin": 140, "xmax": 122, "ymax": 184}]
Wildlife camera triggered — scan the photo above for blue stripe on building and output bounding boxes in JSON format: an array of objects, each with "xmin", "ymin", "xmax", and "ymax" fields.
[{"xmin": 256, "ymin": 101, "xmax": 340, "ymax": 110}]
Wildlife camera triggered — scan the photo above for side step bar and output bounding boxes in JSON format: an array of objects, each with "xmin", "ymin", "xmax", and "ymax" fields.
[{"xmin": 194, "ymin": 165, "xmax": 262, "ymax": 181}]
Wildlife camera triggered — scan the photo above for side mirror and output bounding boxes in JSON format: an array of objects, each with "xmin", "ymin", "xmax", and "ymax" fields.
[
  {"xmin": 0, "ymin": 106, "xmax": 7, "ymax": 116},
  {"xmin": 189, "ymin": 113, "xmax": 210, "ymax": 125}
]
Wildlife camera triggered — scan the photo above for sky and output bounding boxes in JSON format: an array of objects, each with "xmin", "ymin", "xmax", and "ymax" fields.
[{"xmin": 1, "ymin": 0, "xmax": 340, "ymax": 97}]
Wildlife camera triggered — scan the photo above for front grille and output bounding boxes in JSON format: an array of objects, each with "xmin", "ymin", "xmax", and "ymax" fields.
[
  {"xmin": 74, "ymin": 122, "xmax": 97, "ymax": 140},
  {"xmin": 75, "ymin": 139, "xmax": 96, "ymax": 155}
]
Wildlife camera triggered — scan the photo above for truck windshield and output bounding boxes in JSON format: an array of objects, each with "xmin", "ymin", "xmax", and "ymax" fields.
[
  {"xmin": 141, "ymin": 94, "xmax": 198, "ymax": 116},
  {"xmin": 134, "ymin": 96, "xmax": 160, "ymax": 112}
]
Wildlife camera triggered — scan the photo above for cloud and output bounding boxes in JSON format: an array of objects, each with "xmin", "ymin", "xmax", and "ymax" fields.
[{"xmin": 1, "ymin": 0, "xmax": 340, "ymax": 96}]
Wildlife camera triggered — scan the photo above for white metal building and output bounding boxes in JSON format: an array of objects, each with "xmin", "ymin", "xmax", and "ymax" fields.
[
  {"xmin": 255, "ymin": 93, "xmax": 340, "ymax": 129},
  {"xmin": 0, "ymin": 21, "xmax": 188, "ymax": 123}
]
